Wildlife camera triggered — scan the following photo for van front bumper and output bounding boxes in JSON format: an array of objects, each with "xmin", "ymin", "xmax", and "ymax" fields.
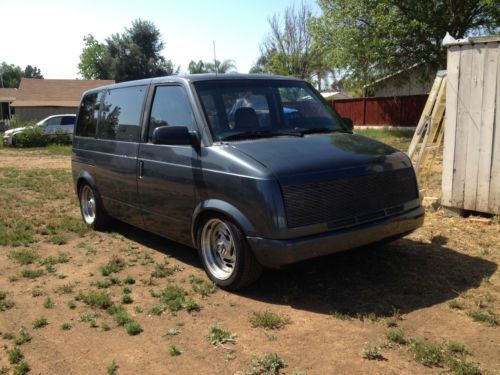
[{"xmin": 247, "ymin": 206, "xmax": 425, "ymax": 268}]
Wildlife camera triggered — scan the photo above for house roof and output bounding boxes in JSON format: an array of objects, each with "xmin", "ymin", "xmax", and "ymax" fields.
[
  {"xmin": 0, "ymin": 88, "xmax": 18, "ymax": 102},
  {"xmin": 12, "ymin": 78, "xmax": 115, "ymax": 107},
  {"xmin": 320, "ymin": 91, "xmax": 351, "ymax": 100}
]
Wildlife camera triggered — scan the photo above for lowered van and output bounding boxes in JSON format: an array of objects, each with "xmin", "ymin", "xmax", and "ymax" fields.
[{"xmin": 72, "ymin": 74, "xmax": 424, "ymax": 289}]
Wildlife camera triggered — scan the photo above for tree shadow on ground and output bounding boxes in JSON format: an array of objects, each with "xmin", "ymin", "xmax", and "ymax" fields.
[{"xmin": 109, "ymin": 220, "xmax": 496, "ymax": 317}]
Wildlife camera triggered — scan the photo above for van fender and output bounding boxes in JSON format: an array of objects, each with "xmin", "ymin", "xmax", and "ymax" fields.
[
  {"xmin": 191, "ymin": 199, "xmax": 257, "ymax": 247},
  {"xmin": 75, "ymin": 170, "xmax": 97, "ymax": 195}
]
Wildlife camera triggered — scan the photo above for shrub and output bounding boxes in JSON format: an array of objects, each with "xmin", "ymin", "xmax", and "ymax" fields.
[
  {"xmin": 411, "ymin": 340, "xmax": 444, "ymax": 367},
  {"xmin": 122, "ymin": 294, "xmax": 133, "ymax": 304},
  {"xmin": 159, "ymin": 284, "xmax": 186, "ymax": 312},
  {"xmin": 207, "ymin": 325, "xmax": 235, "ymax": 345},
  {"xmin": 32, "ymin": 316, "xmax": 48, "ymax": 329},
  {"xmin": 8, "ymin": 347, "xmax": 23, "ymax": 364},
  {"xmin": 362, "ymin": 344, "xmax": 384, "ymax": 361},
  {"xmin": 249, "ymin": 310, "xmax": 290, "ymax": 330},
  {"xmin": 8, "ymin": 249, "xmax": 39, "ymax": 265},
  {"xmin": 183, "ymin": 298, "xmax": 200, "ymax": 313},
  {"xmin": 124, "ymin": 321, "xmax": 143, "ymax": 335},
  {"xmin": 100, "ymin": 256, "xmax": 126, "ymax": 276},
  {"xmin": 169, "ymin": 345, "xmax": 181, "ymax": 356},
  {"xmin": 113, "ymin": 307, "xmax": 132, "ymax": 326},
  {"xmin": 386, "ymin": 330, "xmax": 408, "ymax": 345},
  {"xmin": 247, "ymin": 353, "xmax": 285, "ymax": 375},
  {"xmin": 189, "ymin": 274, "xmax": 216, "ymax": 297},
  {"xmin": 21, "ymin": 268, "xmax": 44, "ymax": 279},
  {"xmin": 13, "ymin": 125, "xmax": 48, "ymax": 147},
  {"xmin": 76, "ymin": 290, "xmax": 112, "ymax": 309},
  {"xmin": 123, "ymin": 275, "xmax": 135, "ymax": 284},
  {"xmin": 13, "ymin": 361, "xmax": 30, "ymax": 375},
  {"xmin": 107, "ymin": 359, "xmax": 118, "ymax": 375}
]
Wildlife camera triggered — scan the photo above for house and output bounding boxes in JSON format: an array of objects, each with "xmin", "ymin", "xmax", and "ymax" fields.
[
  {"xmin": 320, "ymin": 91, "xmax": 352, "ymax": 100},
  {"xmin": 11, "ymin": 78, "xmax": 114, "ymax": 121},
  {"xmin": 365, "ymin": 63, "xmax": 434, "ymax": 97},
  {"xmin": 0, "ymin": 88, "xmax": 17, "ymax": 130}
]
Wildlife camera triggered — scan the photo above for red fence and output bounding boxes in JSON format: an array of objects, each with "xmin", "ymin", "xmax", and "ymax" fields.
[{"xmin": 329, "ymin": 95, "xmax": 428, "ymax": 127}]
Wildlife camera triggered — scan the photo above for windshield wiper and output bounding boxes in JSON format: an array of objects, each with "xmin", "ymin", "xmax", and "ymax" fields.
[
  {"xmin": 298, "ymin": 127, "xmax": 342, "ymax": 135},
  {"xmin": 221, "ymin": 130, "xmax": 303, "ymax": 141}
]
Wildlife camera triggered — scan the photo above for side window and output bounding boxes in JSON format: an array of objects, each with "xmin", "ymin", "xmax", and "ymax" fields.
[
  {"xmin": 98, "ymin": 86, "xmax": 146, "ymax": 142},
  {"xmin": 61, "ymin": 116, "xmax": 75, "ymax": 125},
  {"xmin": 45, "ymin": 116, "xmax": 62, "ymax": 126},
  {"xmin": 75, "ymin": 93, "xmax": 99, "ymax": 137},
  {"xmin": 148, "ymin": 86, "xmax": 195, "ymax": 140}
]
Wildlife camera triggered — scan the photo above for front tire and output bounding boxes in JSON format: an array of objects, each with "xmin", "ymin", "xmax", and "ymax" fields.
[
  {"xmin": 197, "ymin": 214, "xmax": 262, "ymax": 290},
  {"xmin": 78, "ymin": 183, "xmax": 108, "ymax": 230}
]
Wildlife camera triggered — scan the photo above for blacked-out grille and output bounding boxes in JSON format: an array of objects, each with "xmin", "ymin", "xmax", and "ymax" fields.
[{"xmin": 281, "ymin": 168, "xmax": 418, "ymax": 228}]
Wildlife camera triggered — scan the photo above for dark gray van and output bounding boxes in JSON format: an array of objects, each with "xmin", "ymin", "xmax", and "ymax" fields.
[{"xmin": 72, "ymin": 74, "xmax": 424, "ymax": 289}]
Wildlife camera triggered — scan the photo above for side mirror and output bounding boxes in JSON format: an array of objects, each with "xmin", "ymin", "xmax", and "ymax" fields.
[
  {"xmin": 342, "ymin": 117, "xmax": 354, "ymax": 131},
  {"xmin": 152, "ymin": 126, "xmax": 199, "ymax": 147}
]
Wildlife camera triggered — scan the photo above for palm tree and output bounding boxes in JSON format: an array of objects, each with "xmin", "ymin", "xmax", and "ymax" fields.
[
  {"xmin": 188, "ymin": 60, "xmax": 208, "ymax": 74},
  {"xmin": 204, "ymin": 59, "xmax": 237, "ymax": 74}
]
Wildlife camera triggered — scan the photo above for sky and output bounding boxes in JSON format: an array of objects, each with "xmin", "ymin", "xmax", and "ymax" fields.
[{"xmin": 1, "ymin": 0, "xmax": 321, "ymax": 79}]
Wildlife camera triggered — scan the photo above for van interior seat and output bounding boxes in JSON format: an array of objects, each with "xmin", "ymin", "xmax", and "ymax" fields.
[{"xmin": 234, "ymin": 107, "xmax": 259, "ymax": 130}]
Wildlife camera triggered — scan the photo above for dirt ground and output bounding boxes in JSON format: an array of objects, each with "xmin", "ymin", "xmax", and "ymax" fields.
[{"xmin": 0, "ymin": 144, "xmax": 498, "ymax": 375}]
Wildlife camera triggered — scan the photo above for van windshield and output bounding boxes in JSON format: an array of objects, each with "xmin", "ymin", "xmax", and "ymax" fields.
[{"xmin": 194, "ymin": 80, "xmax": 348, "ymax": 141}]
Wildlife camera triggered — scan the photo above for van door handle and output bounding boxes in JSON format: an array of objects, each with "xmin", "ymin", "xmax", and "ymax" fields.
[{"xmin": 138, "ymin": 160, "xmax": 144, "ymax": 179}]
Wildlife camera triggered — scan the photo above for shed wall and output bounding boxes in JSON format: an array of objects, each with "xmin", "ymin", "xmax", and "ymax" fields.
[{"xmin": 442, "ymin": 41, "xmax": 500, "ymax": 214}]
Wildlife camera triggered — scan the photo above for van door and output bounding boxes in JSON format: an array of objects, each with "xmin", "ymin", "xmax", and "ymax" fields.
[
  {"xmin": 93, "ymin": 85, "xmax": 147, "ymax": 228},
  {"xmin": 137, "ymin": 85, "xmax": 198, "ymax": 245}
]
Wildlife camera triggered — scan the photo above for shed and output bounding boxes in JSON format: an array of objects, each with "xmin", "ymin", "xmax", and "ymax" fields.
[
  {"xmin": 11, "ymin": 78, "xmax": 114, "ymax": 121},
  {"xmin": 442, "ymin": 35, "xmax": 500, "ymax": 215}
]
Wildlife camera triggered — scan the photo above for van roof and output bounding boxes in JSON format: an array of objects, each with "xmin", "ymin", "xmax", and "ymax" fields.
[{"xmin": 81, "ymin": 73, "xmax": 302, "ymax": 96}]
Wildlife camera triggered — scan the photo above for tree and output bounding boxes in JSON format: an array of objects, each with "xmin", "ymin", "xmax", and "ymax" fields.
[
  {"xmin": 312, "ymin": 0, "xmax": 500, "ymax": 89},
  {"xmin": 78, "ymin": 34, "xmax": 111, "ymax": 80},
  {"xmin": 204, "ymin": 59, "xmax": 237, "ymax": 73},
  {"xmin": 188, "ymin": 60, "xmax": 208, "ymax": 74},
  {"xmin": 0, "ymin": 62, "xmax": 44, "ymax": 88},
  {"xmin": 0, "ymin": 62, "xmax": 23, "ymax": 88},
  {"xmin": 254, "ymin": 2, "xmax": 325, "ymax": 81},
  {"xmin": 249, "ymin": 55, "xmax": 271, "ymax": 74},
  {"xmin": 77, "ymin": 19, "xmax": 177, "ymax": 82},
  {"xmin": 24, "ymin": 65, "xmax": 43, "ymax": 79},
  {"xmin": 188, "ymin": 59, "xmax": 236, "ymax": 74},
  {"xmin": 106, "ymin": 19, "xmax": 177, "ymax": 82}
]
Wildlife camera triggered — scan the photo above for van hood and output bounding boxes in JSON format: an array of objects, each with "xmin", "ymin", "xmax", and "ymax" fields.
[{"xmin": 228, "ymin": 133, "xmax": 412, "ymax": 182}]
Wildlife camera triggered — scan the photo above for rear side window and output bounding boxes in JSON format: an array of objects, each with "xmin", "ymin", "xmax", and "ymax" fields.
[
  {"xmin": 45, "ymin": 116, "xmax": 62, "ymax": 126},
  {"xmin": 148, "ymin": 86, "xmax": 196, "ymax": 140},
  {"xmin": 61, "ymin": 116, "xmax": 75, "ymax": 125},
  {"xmin": 75, "ymin": 93, "xmax": 99, "ymax": 137},
  {"xmin": 98, "ymin": 86, "xmax": 147, "ymax": 142}
]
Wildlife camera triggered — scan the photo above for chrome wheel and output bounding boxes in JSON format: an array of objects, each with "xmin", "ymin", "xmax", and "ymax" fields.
[
  {"xmin": 80, "ymin": 185, "xmax": 96, "ymax": 225},
  {"xmin": 200, "ymin": 218, "xmax": 236, "ymax": 280}
]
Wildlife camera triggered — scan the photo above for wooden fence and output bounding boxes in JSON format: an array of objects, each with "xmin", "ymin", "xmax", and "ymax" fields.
[{"xmin": 328, "ymin": 95, "xmax": 428, "ymax": 127}]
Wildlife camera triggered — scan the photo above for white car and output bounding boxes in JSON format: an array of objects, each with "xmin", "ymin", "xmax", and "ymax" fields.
[{"xmin": 3, "ymin": 114, "xmax": 76, "ymax": 146}]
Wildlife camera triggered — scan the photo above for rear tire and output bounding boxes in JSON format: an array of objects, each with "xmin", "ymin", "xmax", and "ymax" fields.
[
  {"xmin": 78, "ymin": 183, "xmax": 109, "ymax": 230},
  {"xmin": 197, "ymin": 214, "xmax": 262, "ymax": 290}
]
